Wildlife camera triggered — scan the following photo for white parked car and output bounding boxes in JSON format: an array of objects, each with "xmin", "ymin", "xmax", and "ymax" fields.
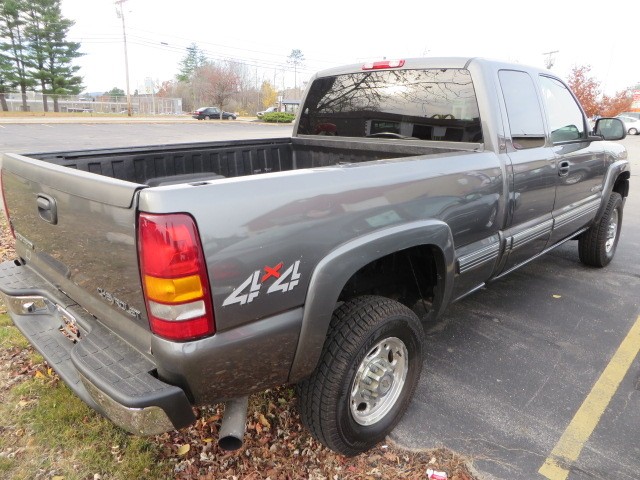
[
  {"xmin": 616, "ymin": 115, "xmax": 640, "ymax": 135},
  {"xmin": 257, "ymin": 106, "xmax": 278, "ymax": 118}
]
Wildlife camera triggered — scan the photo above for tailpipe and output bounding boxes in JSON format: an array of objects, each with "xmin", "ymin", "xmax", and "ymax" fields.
[{"xmin": 218, "ymin": 396, "xmax": 249, "ymax": 451}]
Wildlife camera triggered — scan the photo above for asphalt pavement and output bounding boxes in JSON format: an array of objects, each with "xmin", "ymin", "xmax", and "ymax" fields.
[
  {"xmin": 0, "ymin": 119, "xmax": 293, "ymax": 153},
  {"xmin": 391, "ymin": 135, "xmax": 640, "ymax": 479}
]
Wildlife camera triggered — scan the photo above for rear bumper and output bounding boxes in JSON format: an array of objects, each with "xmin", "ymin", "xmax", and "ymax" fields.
[{"xmin": 0, "ymin": 260, "xmax": 195, "ymax": 435}]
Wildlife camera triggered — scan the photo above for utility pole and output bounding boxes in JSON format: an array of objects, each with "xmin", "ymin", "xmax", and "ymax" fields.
[
  {"xmin": 543, "ymin": 50, "xmax": 559, "ymax": 70},
  {"xmin": 115, "ymin": 0, "xmax": 132, "ymax": 116}
]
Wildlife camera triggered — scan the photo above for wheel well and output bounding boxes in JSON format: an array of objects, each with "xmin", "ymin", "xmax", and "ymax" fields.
[
  {"xmin": 337, "ymin": 245, "xmax": 444, "ymax": 321},
  {"xmin": 613, "ymin": 172, "xmax": 629, "ymax": 198}
]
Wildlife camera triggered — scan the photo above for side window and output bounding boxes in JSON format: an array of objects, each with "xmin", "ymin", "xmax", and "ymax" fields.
[
  {"xmin": 539, "ymin": 76, "xmax": 586, "ymax": 143},
  {"xmin": 499, "ymin": 70, "xmax": 546, "ymax": 149}
]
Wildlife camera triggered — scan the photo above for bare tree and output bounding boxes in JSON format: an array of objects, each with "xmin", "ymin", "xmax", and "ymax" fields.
[{"xmin": 193, "ymin": 61, "xmax": 239, "ymax": 117}]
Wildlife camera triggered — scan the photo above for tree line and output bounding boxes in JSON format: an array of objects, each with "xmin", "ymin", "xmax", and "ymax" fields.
[
  {"xmin": 156, "ymin": 44, "xmax": 305, "ymax": 115},
  {"xmin": 0, "ymin": 0, "xmax": 82, "ymax": 112}
]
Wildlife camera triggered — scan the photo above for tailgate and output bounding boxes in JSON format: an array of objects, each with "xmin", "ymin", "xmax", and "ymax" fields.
[{"xmin": 1, "ymin": 152, "xmax": 150, "ymax": 352}]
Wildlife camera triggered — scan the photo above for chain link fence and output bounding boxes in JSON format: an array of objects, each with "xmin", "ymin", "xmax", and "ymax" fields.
[{"xmin": 2, "ymin": 92, "xmax": 183, "ymax": 115}]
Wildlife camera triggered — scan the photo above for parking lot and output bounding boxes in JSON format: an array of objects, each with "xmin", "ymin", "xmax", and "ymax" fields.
[
  {"xmin": 391, "ymin": 135, "xmax": 640, "ymax": 479},
  {"xmin": 1, "ymin": 121, "xmax": 638, "ymax": 479},
  {"xmin": 0, "ymin": 120, "xmax": 292, "ymax": 153}
]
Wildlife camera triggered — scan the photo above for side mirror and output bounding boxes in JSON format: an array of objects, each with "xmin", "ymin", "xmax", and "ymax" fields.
[{"xmin": 594, "ymin": 118, "xmax": 626, "ymax": 141}]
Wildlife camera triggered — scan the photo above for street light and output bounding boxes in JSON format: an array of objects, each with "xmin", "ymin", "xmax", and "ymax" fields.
[
  {"xmin": 115, "ymin": 0, "xmax": 132, "ymax": 116},
  {"xmin": 543, "ymin": 50, "xmax": 559, "ymax": 70}
]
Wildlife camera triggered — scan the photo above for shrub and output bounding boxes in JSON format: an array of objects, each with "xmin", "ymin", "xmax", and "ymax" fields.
[{"xmin": 261, "ymin": 112, "xmax": 295, "ymax": 123}]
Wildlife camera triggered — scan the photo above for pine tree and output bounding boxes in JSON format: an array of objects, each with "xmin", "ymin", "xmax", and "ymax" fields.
[
  {"xmin": 287, "ymin": 49, "xmax": 304, "ymax": 90},
  {"xmin": 0, "ymin": 50, "xmax": 13, "ymax": 110},
  {"xmin": 177, "ymin": 43, "xmax": 207, "ymax": 82},
  {"xmin": 25, "ymin": 0, "xmax": 83, "ymax": 112},
  {"xmin": 0, "ymin": 0, "xmax": 35, "ymax": 111}
]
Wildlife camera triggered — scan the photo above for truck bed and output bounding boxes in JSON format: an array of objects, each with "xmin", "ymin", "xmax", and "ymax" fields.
[{"xmin": 30, "ymin": 137, "xmax": 471, "ymax": 186}]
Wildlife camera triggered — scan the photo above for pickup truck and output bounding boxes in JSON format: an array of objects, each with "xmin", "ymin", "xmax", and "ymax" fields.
[{"xmin": 0, "ymin": 58, "xmax": 630, "ymax": 456}]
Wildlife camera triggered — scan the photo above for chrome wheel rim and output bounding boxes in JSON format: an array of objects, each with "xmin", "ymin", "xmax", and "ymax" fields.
[
  {"xmin": 350, "ymin": 337, "xmax": 408, "ymax": 426},
  {"xmin": 605, "ymin": 209, "xmax": 619, "ymax": 253}
]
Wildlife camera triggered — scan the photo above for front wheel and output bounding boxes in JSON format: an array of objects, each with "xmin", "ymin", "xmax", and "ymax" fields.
[
  {"xmin": 297, "ymin": 296, "xmax": 423, "ymax": 456},
  {"xmin": 579, "ymin": 192, "xmax": 623, "ymax": 267},
  {"xmin": 629, "ymin": 128, "xmax": 638, "ymax": 135}
]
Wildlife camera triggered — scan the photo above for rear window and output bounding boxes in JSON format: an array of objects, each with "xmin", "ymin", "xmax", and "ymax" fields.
[{"xmin": 298, "ymin": 68, "xmax": 482, "ymax": 142}]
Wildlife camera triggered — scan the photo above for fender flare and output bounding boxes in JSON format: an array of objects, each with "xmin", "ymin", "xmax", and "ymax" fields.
[
  {"xmin": 596, "ymin": 159, "xmax": 630, "ymax": 220},
  {"xmin": 288, "ymin": 220, "xmax": 455, "ymax": 383}
]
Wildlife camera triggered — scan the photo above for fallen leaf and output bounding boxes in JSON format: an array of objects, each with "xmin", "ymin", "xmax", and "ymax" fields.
[
  {"xmin": 202, "ymin": 438, "xmax": 213, "ymax": 443},
  {"xmin": 552, "ymin": 294, "xmax": 562, "ymax": 299},
  {"xmin": 383, "ymin": 451, "xmax": 398, "ymax": 462},
  {"xmin": 259, "ymin": 414, "xmax": 271, "ymax": 429},
  {"xmin": 177, "ymin": 444, "xmax": 190, "ymax": 456},
  {"xmin": 52, "ymin": 476, "xmax": 64, "ymax": 480},
  {"xmin": 34, "ymin": 371, "xmax": 45, "ymax": 379}
]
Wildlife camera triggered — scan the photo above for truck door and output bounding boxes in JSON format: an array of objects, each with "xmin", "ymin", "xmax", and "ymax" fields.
[
  {"xmin": 497, "ymin": 69, "xmax": 556, "ymax": 273},
  {"xmin": 537, "ymin": 75, "xmax": 606, "ymax": 244}
]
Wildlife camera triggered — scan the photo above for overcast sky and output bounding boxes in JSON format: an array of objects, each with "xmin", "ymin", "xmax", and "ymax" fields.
[{"xmin": 60, "ymin": 0, "xmax": 637, "ymax": 96}]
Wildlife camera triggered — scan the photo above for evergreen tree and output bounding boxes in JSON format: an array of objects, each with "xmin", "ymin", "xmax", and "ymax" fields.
[
  {"xmin": 0, "ymin": 50, "xmax": 13, "ymax": 111},
  {"xmin": 287, "ymin": 49, "xmax": 304, "ymax": 90},
  {"xmin": 177, "ymin": 43, "xmax": 207, "ymax": 82},
  {"xmin": 25, "ymin": 0, "xmax": 83, "ymax": 112},
  {"xmin": 0, "ymin": 0, "xmax": 34, "ymax": 111}
]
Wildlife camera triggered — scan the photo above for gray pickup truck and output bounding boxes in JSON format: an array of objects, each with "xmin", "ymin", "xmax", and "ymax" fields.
[{"xmin": 0, "ymin": 58, "xmax": 630, "ymax": 456}]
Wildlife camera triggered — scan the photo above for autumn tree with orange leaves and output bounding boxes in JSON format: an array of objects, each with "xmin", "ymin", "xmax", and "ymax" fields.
[{"xmin": 567, "ymin": 65, "xmax": 633, "ymax": 117}]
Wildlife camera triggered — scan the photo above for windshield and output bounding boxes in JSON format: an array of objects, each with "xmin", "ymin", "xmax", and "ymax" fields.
[{"xmin": 298, "ymin": 68, "xmax": 482, "ymax": 142}]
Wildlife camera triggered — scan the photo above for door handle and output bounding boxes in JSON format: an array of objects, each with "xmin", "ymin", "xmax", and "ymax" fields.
[
  {"xmin": 558, "ymin": 160, "xmax": 571, "ymax": 177},
  {"xmin": 36, "ymin": 193, "xmax": 57, "ymax": 224}
]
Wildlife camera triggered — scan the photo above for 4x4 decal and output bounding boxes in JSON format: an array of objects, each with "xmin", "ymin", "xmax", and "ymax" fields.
[{"xmin": 222, "ymin": 260, "xmax": 301, "ymax": 307}]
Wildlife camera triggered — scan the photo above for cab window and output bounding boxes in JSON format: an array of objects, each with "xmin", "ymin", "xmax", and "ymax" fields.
[
  {"xmin": 499, "ymin": 70, "xmax": 546, "ymax": 149},
  {"xmin": 539, "ymin": 76, "xmax": 586, "ymax": 143}
]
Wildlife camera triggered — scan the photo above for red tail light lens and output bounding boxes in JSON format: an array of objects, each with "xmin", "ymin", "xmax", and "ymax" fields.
[
  {"xmin": 138, "ymin": 213, "xmax": 215, "ymax": 341},
  {"xmin": 362, "ymin": 59, "xmax": 405, "ymax": 70}
]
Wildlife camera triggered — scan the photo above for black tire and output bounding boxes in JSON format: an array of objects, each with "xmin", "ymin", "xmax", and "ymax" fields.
[
  {"xmin": 629, "ymin": 128, "xmax": 638, "ymax": 135},
  {"xmin": 579, "ymin": 192, "xmax": 623, "ymax": 267},
  {"xmin": 296, "ymin": 295, "xmax": 424, "ymax": 456}
]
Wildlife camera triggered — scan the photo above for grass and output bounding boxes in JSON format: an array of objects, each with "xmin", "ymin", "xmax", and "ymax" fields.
[
  {"xmin": 0, "ymin": 313, "xmax": 171, "ymax": 480},
  {"xmin": 0, "ymin": 319, "xmax": 29, "ymax": 349}
]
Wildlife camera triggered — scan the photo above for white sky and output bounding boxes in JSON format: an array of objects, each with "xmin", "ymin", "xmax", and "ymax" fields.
[{"xmin": 60, "ymin": 0, "xmax": 637, "ymax": 96}]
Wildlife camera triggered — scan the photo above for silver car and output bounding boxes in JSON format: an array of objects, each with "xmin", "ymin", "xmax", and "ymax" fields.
[
  {"xmin": 257, "ymin": 106, "xmax": 278, "ymax": 118},
  {"xmin": 616, "ymin": 115, "xmax": 640, "ymax": 135}
]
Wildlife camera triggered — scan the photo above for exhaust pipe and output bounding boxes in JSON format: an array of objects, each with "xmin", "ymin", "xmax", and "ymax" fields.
[{"xmin": 218, "ymin": 396, "xmax": 249, "ymax": 451}]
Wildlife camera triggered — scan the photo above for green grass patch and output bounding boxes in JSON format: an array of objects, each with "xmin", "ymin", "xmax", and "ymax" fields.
[
  {"xmin": 0, "ymin": 323, "xmax": 29, "ymax": 350},
  {"xmin": 4, "ymin": 377, "xmax": 169, "ymax": 479},
  {"xmin": 0, "ymin": 313, "xmax": 13, "ymax": 327},
  {"xmin": 0, "ymin": 312, "xmax": 170, "ymax": 479},
  {"xmin": 0, "ymin": 457, "xmax": 13, "ymax": 473}
]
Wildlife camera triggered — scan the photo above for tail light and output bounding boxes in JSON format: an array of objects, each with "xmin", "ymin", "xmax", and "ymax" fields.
[
  {"xmin": 0, "ymin": 171, "xmax": 15, "ymax": 238},
  {"xmin": 138, "ymin": 213, "xmax": 215, "ymax": 341}
]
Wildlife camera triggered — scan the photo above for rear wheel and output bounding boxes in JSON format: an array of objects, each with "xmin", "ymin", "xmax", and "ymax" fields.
[
  {"xmin": 579, "ymin": 192, "xmax": 623, "ymax": 267},
  {"xmin": 629, "ymin": 128, "xmax": 638, "ymax": 135},
  {"xmin": 297, "ymin": 295, "xmax": 423, "ymax": 455},
  {"xmin": 204, "ymin": 115, "xmax": 211, "ymax": 120}
]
